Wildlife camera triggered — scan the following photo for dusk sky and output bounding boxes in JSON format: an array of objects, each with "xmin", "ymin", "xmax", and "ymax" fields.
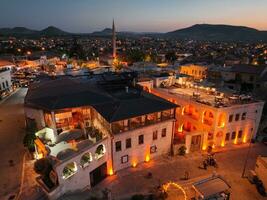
[{"xmin": 1, "ymin": 0, "xmax": 267, "ymax": 33}]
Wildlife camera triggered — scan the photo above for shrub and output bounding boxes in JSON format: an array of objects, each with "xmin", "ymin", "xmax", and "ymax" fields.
[
  {"xmin": 178, "ymin": 146, "xmax": 187, "ymax": 156},
  {"xmin": 23, "ymin": 133, "xmax": 36, "ymax": 152}
]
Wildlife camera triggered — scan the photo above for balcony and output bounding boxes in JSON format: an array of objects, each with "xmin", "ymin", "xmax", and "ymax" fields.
[{"xmin": 111, "ymin": 110, "xmax": 174, "ymax": 134}]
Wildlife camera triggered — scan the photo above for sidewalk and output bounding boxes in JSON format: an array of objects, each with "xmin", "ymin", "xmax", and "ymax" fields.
[
  {"xmin": 16, "ymin": 152, "xmax": 47, "ymax": 200},
  {"xmin": 0, "ymin": 87, "xmax": 20, "ymax": 105}
]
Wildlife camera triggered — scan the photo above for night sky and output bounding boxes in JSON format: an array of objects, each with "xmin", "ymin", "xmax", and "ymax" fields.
[{"xmin": 1, "ymin": 0, "xmax": 266, "ymax": 33}]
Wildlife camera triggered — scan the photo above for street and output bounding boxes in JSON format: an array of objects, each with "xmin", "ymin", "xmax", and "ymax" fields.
[
  {"xmin": 0, "ymin": 88, "xmax": 27, "ymax": 199},
  {"xmin": 67, "ymin": 143, "xmax": 267, "ymax": 200}
]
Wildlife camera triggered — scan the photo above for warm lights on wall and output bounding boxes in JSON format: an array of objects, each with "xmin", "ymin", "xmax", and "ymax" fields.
[
  {"xmin": 132, "ymin": 161, "xmax": 137, "ymax": 168},
  {"xmin": 108, "ymin": 168, "xmax": 114, "ymax": 176},
  {"xmin": 242, "ymin": 135, "xmax": 247, "ymax": 143},
  {"xmin": 145, "ymin": 154, "xmax": 150, "ymax": 162}
]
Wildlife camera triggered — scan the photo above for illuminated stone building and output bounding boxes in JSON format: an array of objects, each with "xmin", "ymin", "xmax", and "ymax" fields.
[
  {"xmin": 179, "ymin": 63, "xmax": 208, "ymax": 80},
  {"xmin": 139, "ymin": 75, "xmax": 264, "ymax": 153},
  {"xmin": 24, "ymin": 73, "xmax": 176, "ymax": 199}
]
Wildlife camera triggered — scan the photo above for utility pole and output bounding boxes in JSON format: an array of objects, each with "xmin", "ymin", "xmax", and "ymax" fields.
[{"xmin": 241, "ymin": 117, "xmax": 256, "ymax": 178}]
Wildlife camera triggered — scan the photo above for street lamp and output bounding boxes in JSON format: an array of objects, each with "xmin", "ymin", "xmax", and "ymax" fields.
[{"xmin": 241, "ymin": 117, "xmax": 256, "ymax": 178}]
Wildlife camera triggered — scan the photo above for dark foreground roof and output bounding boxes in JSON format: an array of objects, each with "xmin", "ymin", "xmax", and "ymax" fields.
[
  {"xmin": 25, "ymin": 76, "xmax": 177, "ymax": 123},
  {"xmin": 223, "ymin": 64, "xmax": 267, "ymax": 74}
]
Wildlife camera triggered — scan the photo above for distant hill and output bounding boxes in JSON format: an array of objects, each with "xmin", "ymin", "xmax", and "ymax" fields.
[
  {"xmin": 0, "ymin": 26, "xmax": 69, "ymax": 36},
  {"xmin": 91, "ymin": 28, "xmax": 113, "ymax": 36},
  {"xmin": 39, "ymin": 26, "xmax": 69, "ymax": 36},
  {"xmin": 165, "ymin": 24, "xmax": 267, "ymax": 42},
  {"xmin": 0, "ymin": 27, "xmax": 37, "ymax": 35}
]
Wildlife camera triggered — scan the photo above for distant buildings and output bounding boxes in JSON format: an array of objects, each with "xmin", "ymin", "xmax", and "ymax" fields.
[
  {"xmin": 179, "ymin": 64, "xmax": 208, "ymax": 80},
  {"xmin": 0, "ymin": 60, "xmax": 13, "ymax": 98}
]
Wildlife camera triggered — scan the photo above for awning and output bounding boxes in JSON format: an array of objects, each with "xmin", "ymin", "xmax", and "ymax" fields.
[{"xmin": 192, "ymin": 176, "xmax": 231, "ymax": 199}]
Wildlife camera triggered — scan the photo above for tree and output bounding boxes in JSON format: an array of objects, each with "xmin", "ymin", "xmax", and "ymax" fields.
[
  {"xmin": 126, "ymin": 49, "xmax": 145, "ymax": 64},
  {"xmin": 165, "ymin": 51, "xmax": 177, "ymax": 63},
  {"xmin": 23, "ymin": 133, "xmax": 36, "ymax": 152},
  {"xmin": 178, "ymin": 146, "xmax": 187, "ymax": 156},
  {"xmin": 34, "ymin": 158, "xmax": 55, "ymax": 188},
  {"xmin": 34, "ymin": 158, "xmax": 52, "ymax": 177},
  {"xmin": 24, "ymin": 118, "xmax": 37, "ymax": 152}
]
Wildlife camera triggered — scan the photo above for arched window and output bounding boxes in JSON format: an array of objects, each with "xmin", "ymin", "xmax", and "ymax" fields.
[
  {"xmin": 218, "ymin": 113, "xmax": 226, "ymax": 128},
  {"xmin": 95, "ymin": 144, "xmax": 106, "ymax": 160},
  {"xmin": 80, "ymin": 152, "xmax": 92, "ymax": 168},
  {"xmin": 202, "ymin": 110, "xmax": 214, "ymax": 126},
  {"xmin": 62, "ymin": 162, "xmax": 77, "ymax": 180}
]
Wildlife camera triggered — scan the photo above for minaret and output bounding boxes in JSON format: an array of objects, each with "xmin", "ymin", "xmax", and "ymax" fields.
[{"xmin": 112, "ymin": 19, "xmax": 116, "ymax": 59}]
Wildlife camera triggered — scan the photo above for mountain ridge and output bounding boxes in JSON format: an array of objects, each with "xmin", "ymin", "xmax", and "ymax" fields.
[
  {"xmin": 165, "ymin": 24, "xmax": 267, "ymax": 41},
  {"xmin": 0, "ymin": 24, "xmax": 267, "ymax": 41}
]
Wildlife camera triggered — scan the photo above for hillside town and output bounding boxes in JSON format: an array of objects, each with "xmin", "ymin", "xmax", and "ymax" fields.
[{"xmin": 1, "ymin": 6, "xmax": 267, "ymax": 200}]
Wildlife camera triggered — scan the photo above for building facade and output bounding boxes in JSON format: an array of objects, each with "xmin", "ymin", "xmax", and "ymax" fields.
[
  {"xmin": 24, "ymin": 75, "xmax": 176, "ymax": 199},
  {"xmin": 179, "ymin": 64, "xmax": 208, "ymax": 80},
  {"xmin": 0, "ymin": 67, "xmax": 12, "ymax": 98},
  {"xmin": 138, "ymin": 75, "xmax": 264, "ymax": 154}
]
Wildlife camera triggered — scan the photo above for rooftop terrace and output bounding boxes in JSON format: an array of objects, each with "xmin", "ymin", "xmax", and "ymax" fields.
[{"xmin": 157, "ymin": 84, "xmax": 260, "ymax": 108}]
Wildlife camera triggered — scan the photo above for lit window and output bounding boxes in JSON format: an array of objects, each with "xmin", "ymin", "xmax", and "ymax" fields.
[
  {"xmin": 62, "ymin": 162, "xmax": 77, "ymax": 180},
  {"xmin": 80, "ymin": 152, "xmax": 92, "ymax": 168},
  {"xmin": 95, "ymin": 144, "xmax": 106, "ymax": 160}
]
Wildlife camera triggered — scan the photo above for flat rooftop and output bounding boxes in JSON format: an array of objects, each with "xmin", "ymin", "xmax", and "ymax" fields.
[
  {"xmin": 156, "ymin": 85, "xmax": 261, "ymax": 108},
  {"xmin": 25, "ymin": 73, "xmax": 177, "ymax": 122}
]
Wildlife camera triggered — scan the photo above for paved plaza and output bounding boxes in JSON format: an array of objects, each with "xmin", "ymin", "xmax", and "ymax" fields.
[{"xmin": 59, "ymin": 143, "xmax": 267, "ymax": 200}]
